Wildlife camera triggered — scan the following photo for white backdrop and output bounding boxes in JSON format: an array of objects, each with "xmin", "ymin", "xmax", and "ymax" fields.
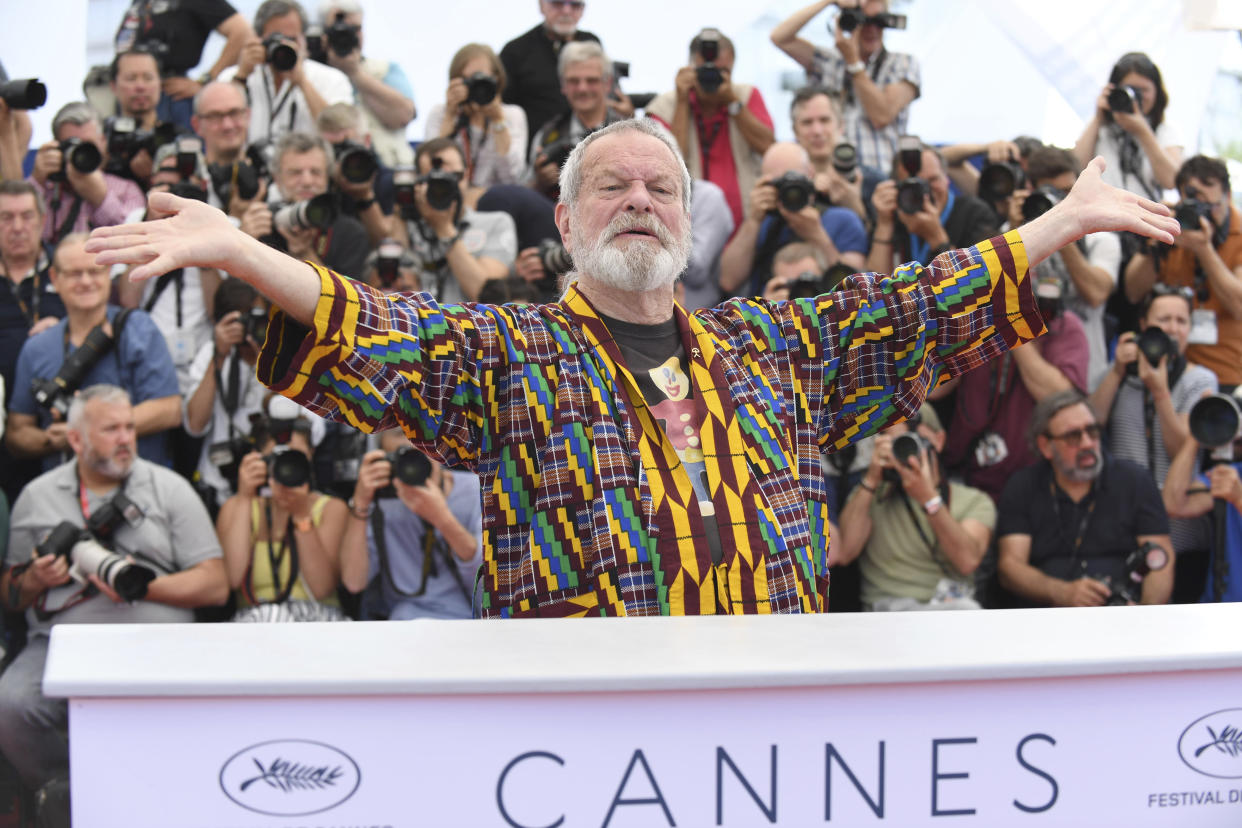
[{"xmin": 3, "ymin": 0, "xmax": 1236, "ymax": 156}]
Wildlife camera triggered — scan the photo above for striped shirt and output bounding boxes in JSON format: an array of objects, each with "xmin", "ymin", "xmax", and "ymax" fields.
[
  {"xmin": 257, "ymin": 232, "xmax": 1041, "ymax": 617},
  {"xmin": 808, "ymin": 46, "xmax": 920, "ymax": 172}
]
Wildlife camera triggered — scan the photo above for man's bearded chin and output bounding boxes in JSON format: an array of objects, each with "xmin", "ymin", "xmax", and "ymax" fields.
[
  {"xmin": 1055, "ymin": 446, "xmax": 1102, "ymax": 483},
  {"xmin": 570, "ymin": 212, "xmax": 691, "ymax": 293},
  {"xmin": 82, "ymin": 436, "xmax": 134, "ymax": 481}
]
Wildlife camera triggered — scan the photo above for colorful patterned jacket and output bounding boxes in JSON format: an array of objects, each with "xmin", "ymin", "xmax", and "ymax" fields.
[{"xmin": 257, "ymin": 231, "xmax": 1042, "ymax": 617}]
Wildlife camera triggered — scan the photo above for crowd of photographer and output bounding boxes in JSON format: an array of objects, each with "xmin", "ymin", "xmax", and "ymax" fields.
[{"xmin": 0, "ymin": 0, "xmax": 1238, "ymax": 811}]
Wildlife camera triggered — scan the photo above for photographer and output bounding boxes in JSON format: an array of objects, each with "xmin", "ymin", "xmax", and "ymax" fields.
[
  {"xmin": 1073, "ymin": 52, "xmax": 1182, "ymax": 199},
  {"xmin": 6, "ymin": 234, "xmax": 180, "ymax": 473},
  {"xmin": 315, "ymin": 1, "xmax": 416, "ymax": 167},
  {"xmin": 719, "ymin": 141, "xmax": 866, "ymax": 298},
  {"xmin": 238, "ymin": 131, "xmax": 369, "ymax": 279},
  {"xmin": 0, "ymin": 61, "xmax": 34, "ymax": 182},
  {"xmin": 316, "ymin": 102, "xmax": 393, "ymax": 246},
  {"xmin": 866, "ymin": 141, "xmax": 998, "ymax": 272},
  {"xmin": 393, "ymin": 138, "xmax": 517, "ymax": 303},
  {"xmin": 527, "ymin": 41, "xmax": 625, "ymax": 200},
  {"xmin": 340, "ymin": 430, "xmax": 481, "ymax": 620},
  {"xmin": 997, "ymin": 390, "xmax": 1173, "ymax": 608},
  {"xmin": 27, "ymin": 103, "xmax": 145, "ymax": 246},
  {"xmin": 424, "ymin": 43, "xmax": 528, "ymax": 204},
  {"xmin": 1010, "ymin": 146, "xmax": 1121, "ymax": 385},
  {"xmin": 113, "ymin": 0, "xmax": 254, "ymax": 129},
  {"xmin": 647, "ymin": 29, "xmax": 775, "ymax": 229},
  {"xmin": 1163, "ymin": 400, "xmax": 1242, "ymax": 602},
  {"xmin": 837, "ymin": 406, "xmax": 994, "ymax": 611},
  {"xmin": 771, "ymin": 0, "xmax": 919, "ymax": 172},
  {"xmin": 789, "ymin": 86, "xmax": 875, "ymax": 226},
  {"xmin": 220, "ymin": 0, "xmax": 352, "ymax": 146},
  {"xmin": 1124, "ymin": 155, "xmax": 1242, "ymax": 390},
  {"xmin": 107, "ymin": 49, "xmax": 173, "ymax": 188},
  {"xmin": 216, "ymin": 408, "xmax": 347, "ymax": 621},
  {"xmin": 0, "ymin": 385, "xmax": 226, "ymax": 791}
]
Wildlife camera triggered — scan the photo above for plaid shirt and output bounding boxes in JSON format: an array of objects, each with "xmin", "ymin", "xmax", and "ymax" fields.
[
  {"xmin": 258, "ymin": 231, "xmax": 1041, "ymax": 617},
  {"xmin": 808, "ymin": 46, "xmax": 920, "ymax": 172}
]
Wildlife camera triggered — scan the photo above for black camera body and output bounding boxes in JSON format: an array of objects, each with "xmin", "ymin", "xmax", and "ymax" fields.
[
  {"xmin": 1104, "ymin": 541, "xmax": 1170, "ymax": 605},
  {"xmin": 375, "ymin": 447, "xmax": 432, "ymax": 499},
  {"xmin": 51, "ymin": 138, "xmax": 103, "ymax": 183},
  {"xmin": 769, "ymin": 172, "xmax": 816, "ymax": 213},
  {"xmin": 537, "ymin": 239, "xmax": 574, "ymax": 276},
  {"xmin": 1107, "ymin": 84, "xmax": 1143, "ymax": 114},
  {"xmin": 417, "ymin": 168, "xmax": 462, "ymax": 212},
  {"xmin": 896, "ymin": 177, "xmax": 930, "ymax": 214},
  {"xmin": 265, "ymin": 445, "xmax": 313, "ymax": 490},
  {"xmin": 37, "ymin": 513, "xmax": 156, "ymax": 603},
  {"xmin": 0, "ymin": 78, "xmax": 47, "ymax": 110},
  {"xmin": 334, "ymin": 140, "xmax": 379, "ymax": 185},
  {"xmin": 209, "ymin": 159, "xmax": 264, "ymax": 204},
  {"xmin": 274, "ymin": 192, "xmax": 339, "ymax": 233},
  {"xmin": 695, "ymin": 28, "xmax": 725, "ymax": 94},
  {"xmin": 883, "ymin": 432, "xmax": 928, "ymax": 485},
  {"xmin": 1174, "ymin": 199, "xmax": 1213, "ymax": 232},
  {"xmin": 324, "ymin": 12, "xmax": 360, "ymax": 57},
  {"xmin": 1021, "ymin": 185, "xmax": 1063, "ymax": 223},
  {"xmin": 838, "ymin": 9, "xmax": 908, "ymax": 32},
  {"xmin": 264, "ymin": 34, "xmax": 299, "ymax": 72},
  {"xmin": 1128, "ymin": 326, "xmax": 1176, "ymax": 375},
  {"xmin": 978, "ymin": 160, "xmax": 1026, "ymax": 204},
  {"xmin": 464, "ymin": 72, "xmax": 498, "ymax": 106},
  {"xmin": 832, "ymin": 143, "xmax": 858, "ymax": 181}
]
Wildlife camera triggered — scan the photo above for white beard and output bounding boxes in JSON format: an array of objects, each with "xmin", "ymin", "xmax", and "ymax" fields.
[{"xmin": 570, "ymin": 212, "xmax": 691, "ymax": 293}]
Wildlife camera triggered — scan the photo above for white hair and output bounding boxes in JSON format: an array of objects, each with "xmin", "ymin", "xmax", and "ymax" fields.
[
  {"xmin": 557, "ymin": 41, "xmax": 611, "ymax": 83},
  {"xmin": 558, "ymin": 118, "xmax": 691, "ymax": 215},
  {"xmin": 67, "ymin": 385, "xmax": 132, "ymax": 433}
]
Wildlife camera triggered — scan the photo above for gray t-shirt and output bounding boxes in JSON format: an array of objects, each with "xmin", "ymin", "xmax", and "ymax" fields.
[
  {"xmin": 405, "ymin": 208, "xmax": 518, "ymax": 305},
  {"xmin": 7, "ymin": 458, "xmax": 223, "ymax": 635}
]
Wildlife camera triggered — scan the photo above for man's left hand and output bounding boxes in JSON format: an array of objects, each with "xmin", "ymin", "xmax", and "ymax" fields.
[
  {"xmin": 834, "ymin": 18, "xmax": 861, "ymax": 64},
  {"xmin": 1209, "ymin": 465, "xmax": 1242, "ymax": 510},
  {"xmin": 780, "ymin": 203, "xmax": 828, "ymax": 245},
  {"xmin": 902, "ymin": 196, "xmax": 949, "ymax": 247},
  {"xmin": 163, "ymin": 76, "xmax": 201, "ymax": 101},
  {"xmin": 1174, "ymin": 216, "xmax": 1213, "ymax": 258},
  {"xmin": 1058, "ymin": 157, "xmax": 1178, "ymax": 244}
]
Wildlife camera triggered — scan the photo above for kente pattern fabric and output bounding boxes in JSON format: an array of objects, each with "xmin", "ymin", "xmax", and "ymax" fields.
[{"xmin": 257, "ymin": 231, "xmax": 1041, "ymax": 617}]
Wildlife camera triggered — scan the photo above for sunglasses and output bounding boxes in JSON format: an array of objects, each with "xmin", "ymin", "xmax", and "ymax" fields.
[
  {"xmin": 547, "ymin": 0, "xmax": 585, "ymax": 9},
  {"xmin": 1045, "ymin": 424, "xmax": 1102, "ymax": 445}
]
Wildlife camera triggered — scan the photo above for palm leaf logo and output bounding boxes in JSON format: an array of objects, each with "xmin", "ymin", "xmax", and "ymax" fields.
[
  {"xmin": 1195, "ymin": 725, "xmax": 1242, "ymax": 759},
  {"xmin": 239, "ymin": 757, "xmax": 345, "ymax": 793}
]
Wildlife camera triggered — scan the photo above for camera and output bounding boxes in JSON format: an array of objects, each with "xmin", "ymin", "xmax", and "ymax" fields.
[
  {"xmin": 51, "ymin": 138, "xmax": 103, "ymax": 183},
  {"xmin": 245, "ymin": 305, "xmax": 270, "ymax": 344},
  {"xmin": 540, "ymin": 139, "xmax": 576, "ymax": 173},
  {"xmin": 1128, "ymin": 326, "xmax": 1175, "ymax": 374},
  {"xmin": 832, "ymin": 142, "xmax": 858, "ymax": 182},
  {"xmin": 1189, "ymin": 393, "xmax": 1242, "ymax": 464},
  {"xmin": 695, "ymin": 28, "xmax": 725, "ymax": 94},
  {"xmin": 537, "ymin": 238, "xmax": 574, "ymax": 275},
  {"xmin": 1021, "ymin": 185, "xmax": 1063, "ymax": 223},
  {"xmin": 897, "ymin": 135, "xmax": 921, "ymax": 177},
  {"xmin": 36, "ymin": 520, "xmax": 157, "ymax": 603},
  {"xmin": 978, "ymin": 160, "xmax": 1026, "ymax": 204},
  {"xmin": 417, "ymin": 166, "xmax": 462, "ymax": 212},
  {"xmin": 0, "ymin": 78, "xmax": 47, "ymax": 110},
  {"xmin": 169, "ymin": 181, "xmax": 208, "ymax": 202},
  {"xmin": 769, "ymin": 171, "xmax": 816, "ymax": 213},
  {"xmin": 376, "ymin": 446, "xmax": 431, "ymax": 499},
  {"xmin": 274, "ymin": 192, "xmax": 338, "ymax": 233},
  {"xmin": 464, "ymin": 72, "xmax": 498, "ymax": 106},
  {"xmin": 896, "ymin": 177, "xmax": 930, "ymax": 214},
  {"xmin": 1107, "ymin": 84, "xmax": 1143, "ymax": 114},
  {"xmin": 786, "ymin": 267, "xmax": 852, "ymax": 301},
  {"xmin": 1174, "ymin": 198, "xmax": 1213, "ymax": 232},
  {"xmin": 1034, "ymin": 274, "xmax": 1063, "ymax": 320},
  {"xmin": 265, "ymin": 445, "xmax": 313, "ymax": 489},
  {"xmin": 1104, "ymin": 541, "xmax": 1170, "ymax": 606},
  {"xmin": 883, "ymin": 432, "xmax": 927, "ymax": 485},
  {"xmin": 837, "ymin": 8, "xmax": 907, "ymax": 32},
  {"xmin": 104, "ymin": 117, "xmax": 155, "ymax": 164},
  {"xmin": 333, "ymin": 140, "xmax": 378, "ymax": 185},
  {"xmin": 31, "ymin": 324, "xmax": 119, "ymax": 418},
  {"xmin": 264, "ymin": 33, "xmax": 299, "ymax": 72},
  {"xmin": 323, "ymin": 11, "xmax": 360, "ymax": 58},
  {"xmin": 393, "ymin": 166, "xmax": 417, "ymax": 211},
  {"xmin": 208, "ymin": 159, "xmax": 263, "ymax": 204},
  {"xmin": 373, "ymin": 239, "xmax": 407, "ymax": 288}
]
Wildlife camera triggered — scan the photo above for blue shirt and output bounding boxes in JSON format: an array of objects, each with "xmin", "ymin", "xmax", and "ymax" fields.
[
  {"xmin": 10, "ymin": 306, "xmax": 180, "ymax": 470},
  {"xmin": 751, "ymin": 206, "xmax": 869, "ymax": 296},
  {"xmin": 1198, "ymin": 463, "xmax": 1242, "ymax": 604}
]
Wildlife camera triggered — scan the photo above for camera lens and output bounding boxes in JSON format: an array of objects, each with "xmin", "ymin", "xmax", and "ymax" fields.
[
  {"xmin": 896, "ymin": 178, "xmax": 928, "ymax": 214},
  {"xmin": 465, "ymin": 72, "xmax": 498, "ymax": 105},
  {"xmin": 337, "ymin": 144, "xmax": 378, "ymax": 184},
  {"xmin": 391, "ymin": 448, "xmax": 431, "ymax": 488},
  {"xmin": 1107, "ymin": 86, "xmax": 1137, "ymax": 114},
  {"xmin": 695, "ymin": 65, "xmax": 724, "ymax": 94},
  {"xmin": 1021, "ymin": 190, "xmax": 1055, "ymax": 223},
  {"xmin": 64, "ymin": 139, "xmax": 103, "ymax": 175},
  {"xmin": 831, "ymin": 143, "xmax": 858, "ymax": 177},
  {"xmin": 774, "ymin": 173, "xmax": 814, "ymax": 212},
  {"xmin": 1189, "ymin": 394, "xmax": 1242, "ymax": 449},
  {"xmin": 265, "ymin": 36, "xmax": 298, "ymax": 72},
  {"xmin": 269, "ymin": 448, "xmax": 312, "ymax": 488},
  {"xmin": 978, "ymin": 162, "xmax": 1022, "ymax": 202},
  {"xmin": 838, "ymin": 8, "xmax": 863, "ymax": 31},
  {"xmin": 424, "ymin": 175, "xmax": 460, "ymax": 211},
  {"xmin": 1137, "ymin": 326, "xmax": 1173, "ymax": 368},
  {"xmin": 0, "ymin": 78, "xmax": 47, "ymax": 110},
  {"xmin": 891, "ymin": 433, "xmax": 922, "ymax": 468}
]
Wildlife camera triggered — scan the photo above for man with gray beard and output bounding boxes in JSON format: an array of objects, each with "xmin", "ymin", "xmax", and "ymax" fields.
[
  {"xmin": 87, "ymin": 118, "xmax": 1180, "ymax": 617},
  {"xmin": 996, "ymin": 390, "xmax": 1173, "ymax": 608}
]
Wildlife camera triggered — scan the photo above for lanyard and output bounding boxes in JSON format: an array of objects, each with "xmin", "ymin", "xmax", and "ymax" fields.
[
  {"xmin": 909, "ymin": 189, "xmax": 955, "ymax": 265},
  {"xmin": 456, "ymin": 119, "xmax": 489, "ymax": 185},
  {"xmin": 243, "ymin": 499, "xmax": 299, "ymax": 605},
  {"xmin": 1049, "ymin": 478, "xmax": 1097, "ymax": 568},
  {"xmin": 0, "ymin": 264, "xmax": 40, "ymax": 326},
  {"xmin": 688, "ymin": 92, "xmax": 725, "ymax": 181},
  {"xmin": 262, "ymin": 69, "xmax": 298, "ymax": 136}
]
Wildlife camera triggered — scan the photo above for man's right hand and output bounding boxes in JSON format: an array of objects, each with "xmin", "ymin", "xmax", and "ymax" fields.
[
  {"xmin": 26, "ymin": 552, "xmax": 72, "ymax": 592},
  {"xmin": 870, "ymin": 179, "xmax": 897, "ymax": 222},
  {"xmin": 352, "ymin": 449, "xmax": 391, "ymax": 514},
  {"xmin": 1055, "ymin": 576, "xmax": 1112, "ymax": 607},
  {"xmin": 674, "ymin": 66, "xmax": 697, "ymax": 103},
  {"xmin": 513, "ymin": 247, "xmax": 548, "ymax": 283},
  {"xmin": 240, "ymin": 201, "xmax": 273, "ymax": 240},
  {"xmin": 746, "ymin": 177, "xmax": 778, "ymax": 223},
  {"xmin": 45, "ymin": 423, "xmax": 70, "ymax": 454},
  {"xmin": 214, "ymin": 309, "xmax": 245, "ymax": 356},
  {"xmin": 862, "ymin": 432, "xmax": 892, "ymax": 491},
  {"xmin": 236, "ymin": 37, "xmax": 265, "ymax": 80},
  {"xmin": 32, "ymin": 141, "xmax": 62, "ymax": 186},
  {"xmin": 236, "ymin": 450, "xmax": 268, "ymax": 498},
  {"xmin": 534, "ymin": 154, "xmax": 560, "ymax": 192}
]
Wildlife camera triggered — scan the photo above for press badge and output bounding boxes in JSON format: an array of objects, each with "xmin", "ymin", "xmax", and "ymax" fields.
[
  {"xmin": 1189, "ymin": 309, "xmax": 1218, "ymax": 346},
  {"xmin": 168, "ymin": 328, "xmax": 197, "ymax": 367}
]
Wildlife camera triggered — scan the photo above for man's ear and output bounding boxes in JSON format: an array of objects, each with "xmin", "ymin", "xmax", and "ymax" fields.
[
  {"xmin": 554, "ymin": 202, "xmax": 571, "ymax": 253},
  {"xmin": 927, "ymin": 427, "xmax": 946, "ymax": 454},
  {"xmin": 65, "ymin": 428, "xmax": 84, "ymax": 457},
  {"xmin": 1036, "ymin": 434, "xmax": 1052, "ymax": 461}
]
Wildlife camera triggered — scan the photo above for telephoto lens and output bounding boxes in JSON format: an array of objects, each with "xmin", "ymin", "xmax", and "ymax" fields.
[
  {"xmin": 0, "ymin": 78, "xmax": 47, "ymax": 110},
  {"xmin": 55, "ymin": 138, "xmax": 103, "ymax": 181},
  {"xmin": 831, "ymin": 143, "xmax": 858, "ymax": 180},
  {"xmin": 274, "ymin": 192, "xmax": 338, "ymax": 233},
  {"xmin": 264, "ymin": 34, "xmax": 299, "ymax": 72},
  {"xmin": 1189, "ymin": 394, "xmax": 1242, "ymax": 450},
  {"xmin": 335, "ymin": 141, "xmax": 378, "ymax": 184}
]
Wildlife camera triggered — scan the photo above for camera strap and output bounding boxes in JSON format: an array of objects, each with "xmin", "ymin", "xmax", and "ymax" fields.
[
  {"xmin": 261, "ymin": 69, "xmax": 298, "ymax": 136},
  {"xmin": 370, "ymin": 503, "xmax": 473, "ymax": 604},
  {"xmin": 243, "ymin": 499, "xmax": 298, "ymax": 606},
  {"xmin": 1140, "ymin": 359, "xmax": 1185, "ymax": 476},
  {"xmin": 688, "ymin": 94, "xmax": 725, "ymax": 180},
  {"xmin": 50, "ymin": 189, "xmax": 84, "ymax": 248},
  {"xmin": 751, "ymin": 213, "xmax": 790, "ymax": 295},
  {"xmin": 956, "ymin": 352, "xmax": 1012, "ymax": 459},
  {"xmin": 0, "ymin": 255, "xmax": 45, "ymax": 326},
  {"xmin": 144, "ymin": 268, "xmax": 184, "ymax": 328},
  {"xmin": 896, "ymin": 479, "xmax": 956, "ymax": 578},
  {"xmin": 1114, "ymin": 128, "xmax": 1159, "ymax": 204},
  {"xmin": 1050, "ymin": 477, "xmax": 1097, "ymax": 572}
]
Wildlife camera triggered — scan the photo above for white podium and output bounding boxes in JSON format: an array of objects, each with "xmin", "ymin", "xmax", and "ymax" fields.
[{"xmin": 43, "ymin": 605, "xmax": 1242, "ymax": 827}]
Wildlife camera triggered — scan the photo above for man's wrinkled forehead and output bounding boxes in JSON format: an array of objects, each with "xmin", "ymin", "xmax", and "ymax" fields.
[{"xmin": 583, "ymin": 133, "xmax": 682, "ymax": 191}]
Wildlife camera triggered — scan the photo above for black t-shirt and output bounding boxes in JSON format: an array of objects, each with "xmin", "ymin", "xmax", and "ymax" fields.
[
  {"xmin": 500, "ymin": 24, "xmax": 600, "ymax": 153},
  {"xmin": 114, "ymin": 0, "xmax": 237, "ymax": 75},
  {"xmin": 260, "ymin": 214, "xmax": 369, "ymax": 283},
  {"xmin": 996, "ymin": 456, "xmax": 1169, "ymax": 605},
  {"xmin": 897, "ymin": 192, "xmax": 999, "ymax": 262},
  {"xmin": 0, "ymin": 263, "xmax": 66, "ymax": 394},
  {"xmin": 600, "ymin": 312, "xmax": 724, "ymax": 565}
]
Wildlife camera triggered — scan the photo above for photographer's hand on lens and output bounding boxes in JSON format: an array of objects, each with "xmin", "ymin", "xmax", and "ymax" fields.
[
  {"xmin": 397, "ymin": 474, "xmax": 450, "ymax": 524},
  {"xmin": 747, "ymin": 177, "xmax": 778, "ymax": 222},
  {"xmin": 1056, "ymin": 576, "xmax": 1112, "ymax": 608},
  {"xmin": 1112, "ymin": 332, "xmax": 1139, "ymax": 377},
  {"xmin": 88, "ymin": 571, "xmax": 127, "ymax": 604},
  {"xmin": 279, "ymin": 223, "xmax": 317, "ymax": 260},
  {"xmin": 781, "ymin": 201, "xmax": 830, "ymax": 246},
  {"xmin": 1208, "ymin": 465, "xmax": 1242, "ymax": 509},
  {"xmin": 444, "ymin": 78, "xmax": 468, "ymax": 117},
  {"xmin": 28, "ymin": 552, "xmax": 71, "ymax": 592},
  {"xmin": 893, "ymin": 448, "xmax": 936, "ymax": 504},
  {"xmin": 1137, "ymin": 351, "xmax": 1170, "ymax": 397},
  {"xmin": 235, "ymin": 38, "xmax": 265, "ymax": 80},
  {"xmin": 415, "ymin": 185, "xmax": 456, "ymax": 237},
  {"xmin": 1173, "ymin": 216, "xmax": 1213, "ymax": 257},
  {"xmin": 236, "ymin": 451, "xmax": 268, "ymax": 498}
]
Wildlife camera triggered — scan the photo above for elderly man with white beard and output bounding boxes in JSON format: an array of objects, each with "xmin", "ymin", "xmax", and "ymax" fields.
[{"xmin": 87, "ymin": 118, "xmax": 1180, "ymax": 618}]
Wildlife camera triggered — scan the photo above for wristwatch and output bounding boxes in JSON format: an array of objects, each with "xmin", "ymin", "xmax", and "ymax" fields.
[
  {"xmin": 491, "ymin": 120, "xmax": 508, "ymax": 132},
  {"xmin": 727, "ymin": 101, "xmax": 743, "ymax": 117},
  {"xmin": 923, "ymin": 495, "xmax": 944, "ymax": 516},
  {"xmin": 347, "ymin": 497, "xmax": 375, "ymax": 519},
  {"xmin": 845, "ymin": 60, "xmax": 866, "ymax": 75}
]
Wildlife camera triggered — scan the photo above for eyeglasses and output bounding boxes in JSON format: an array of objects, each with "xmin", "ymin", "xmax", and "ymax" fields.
[
  {"xmin": 197, "ymin": 107, "xmax": 248, "ymax": 125},
  {"xmin": 547, "ymin": 0, "xmax": 585, "ymax": 9},
  {"xmin": 1151, "ymin": 283, "xmax": 1194, "ymax": 302},
  {"xmin": 1045, "ymin": 424, "xmax": 1102, "ymax": 445}
]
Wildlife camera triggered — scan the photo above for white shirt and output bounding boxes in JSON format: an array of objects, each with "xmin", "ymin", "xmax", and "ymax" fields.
[{"xmin": 219, "ymin": 61, "xmax": 353, "ymax": 146}]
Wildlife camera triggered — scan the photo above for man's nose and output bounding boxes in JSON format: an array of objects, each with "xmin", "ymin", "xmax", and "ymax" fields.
[{"xmin": 621, "ymin": 181, "xmax": 653, "ymax": 212}]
